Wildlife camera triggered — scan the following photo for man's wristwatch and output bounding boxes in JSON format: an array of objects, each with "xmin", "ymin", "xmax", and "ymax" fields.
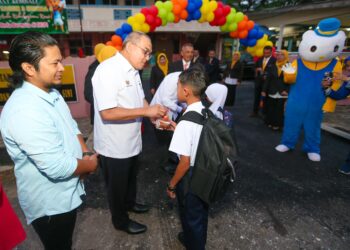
[
  {"xmin": 167, "ymin": 183, "xmax": 176, "ymax": 192},
  {"xmin": 83, "ymin": 151, "xmax": 94, "ymax": 157}
]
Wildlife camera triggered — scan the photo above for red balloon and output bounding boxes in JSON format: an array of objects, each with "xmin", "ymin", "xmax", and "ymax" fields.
[
  {"xmin": 218, "ymin": 17, "xmax": 226, "ymax": 26},
  {"xmin": 155, "ymin": 17, "xmax": 162, "ymax": 27},
  {"xmin": 217, "ymin": 2, "xmax": 223, "ymax": 7},
  {"xmin": 215, "ymin": 8, "xmax": 223, "ymax": 16},
  {"xmin": 146, "ymin": 14, "xmax": 155, "ymax": 25},
  {"xmin": 238, "ymin": 30, "xmax": 248, "ymax": 39},
  {"xmin": 150, "ymin": 5, "xmax": 158, "ymax": 16},
  {"xmin": 141, "ymin": 8, "xmax": 149, "ymax": 16},
  {"xmin": 223, "ymin": 5, "xmax": 231, "ymax": 15}
]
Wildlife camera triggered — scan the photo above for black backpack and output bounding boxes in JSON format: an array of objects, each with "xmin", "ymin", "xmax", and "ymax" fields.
[{"xmin": 178, "ymin": 107, "xmax": 238, "ymax": 204}]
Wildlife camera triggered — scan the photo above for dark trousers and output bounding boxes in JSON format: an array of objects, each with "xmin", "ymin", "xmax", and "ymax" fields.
[
  {"xmin": 99, "ymin": 154, "xmax": 139, "ymax": 228},
  {"xmin": 225, "ymin": 84, "xmax": 237, "ymax": 106},
  {"xmin": 176, "ymin": 178, "xmax": 209, "ymax": 250},
  {"xmin": 253, "ymin": 80, "xmax": 263, "ymax": 114},
  {"xmin": 32, "ymin": 209, "xmax": 77, "ymax": 250},
  {"xmin": 265, "ymin": 97, "xmax": 286, "ymax": 127}
]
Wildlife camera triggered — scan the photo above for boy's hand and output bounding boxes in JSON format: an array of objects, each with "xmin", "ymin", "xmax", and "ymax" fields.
[{"xmin": 167, "ymin": 189, "xmax": 176, "ymax": 199}]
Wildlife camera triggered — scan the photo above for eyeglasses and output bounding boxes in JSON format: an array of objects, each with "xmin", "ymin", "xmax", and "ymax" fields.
[{"xmin": 132, "ymin": 43, "xmax": 153, "ymax": 59}]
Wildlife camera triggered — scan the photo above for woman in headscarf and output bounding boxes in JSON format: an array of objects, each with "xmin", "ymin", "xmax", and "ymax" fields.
[
  {"xmin": 205, "ymin": 83, "xmax": 228, "ymax": 120},
  {"xmin": 150, "ymin": 53, "xmax": 168, "ymax": 95},
  {"xmin": 223, "ymin": 51, "xmax": 243, "ymax": 106},
  {"xmin": 262, "ymin": 50, "xmax": 289, "ymax": 130}
]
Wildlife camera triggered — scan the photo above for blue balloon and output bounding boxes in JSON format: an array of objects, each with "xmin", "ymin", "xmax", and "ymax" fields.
[
  {"xmin": 248, "ymin": 29, "xmax": 258, "ymax": 39},
  {"xmin": 186, "ymin": 15, "xmax": 192, "ymax": 22},
  {"xmin": 193, "ymin": 10, "xmax": 201, "ymax": 20},
  {"xmin": 194, "ymin": 0, "xmax": 202, "ymax": 9},
  {"xmin": 121, "ymin": 23, "xmax": 132, "ymax": 34},
  {"xmin": 247, "ymin": 39, "xmax": 257, "ymax": 47},
  {"xmin": 257, "ymin": 31, "xmax": 264, "ymax": 39},
  {"xmin": 115, "ymin": 28, "xmax": 123, "ymax": 36},
  {"xmin": 121, "ymin": 33, "xmax": 127, "ymax": 41},
  {"xmin": 240, "ymin": 38, "xmax": 249, "ymax": 46},
  {"xmin": 187, "ymin": 3, "xmax": 196, "ymax": 13}
]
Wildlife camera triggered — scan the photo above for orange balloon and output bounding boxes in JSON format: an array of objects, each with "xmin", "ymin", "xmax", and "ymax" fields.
[
  {"xmin": 237, "ymin": 20, "xmax": 247, "ymax": 31},
  {"xmin": 173, "ymin": 4, "xmax": 181, "ymax": 15},
  {"xmin": 179, "ymin": 0, "xmax": 187, "ymax": 8},
  {"xmin": 180, "ymin": 10, "xmax": 188, "ymax": 19},
  {"xmin": 111, "ymin": 35, "xmax": 122, "ymax": 46},
  {"xmin": 174, "ymin": 15, "xmax": 180, "ymax": 23},
  {"xmin": 229, "ymin": 31, "xmax": 239, "ymax": 38},
  {"xmin": 247, "ymin": 20, "xmax": 255, "ymax": 30},
  {"xmin": 106, "ymin": 41, "xmax": 113, "ymax": 46},
  {"xmin": 238, "ymin": 30, "xmax": 248, "ymax": 39},
  {"xmin": 115, "ymin": 45, "xmax": 122, "ymax": 51},
  {"xmin": 243, "ymin": 15, "xmax": 248, "ymax": 21}
]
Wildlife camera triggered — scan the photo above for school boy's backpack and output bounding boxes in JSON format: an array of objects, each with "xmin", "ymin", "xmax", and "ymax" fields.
[{"xmin": 179, "ymin": 107, "xmax": 238, "ymax": 204}]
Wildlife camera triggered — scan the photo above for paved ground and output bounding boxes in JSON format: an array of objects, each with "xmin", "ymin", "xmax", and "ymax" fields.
[{"xmin": 1, "ymin": 81, "xmax": 350, "ymax": 250}]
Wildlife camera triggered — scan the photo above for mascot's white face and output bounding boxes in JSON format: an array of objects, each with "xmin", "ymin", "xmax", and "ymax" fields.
[{"xmin": 298, "ymin": 30, "xmax": 346, "ymax": 62}]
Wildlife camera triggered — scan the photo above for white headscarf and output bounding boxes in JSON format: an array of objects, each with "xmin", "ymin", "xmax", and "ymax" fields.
[{"xmin": 205, "ymin": 83, "xmax": 228, "ymax": 120}]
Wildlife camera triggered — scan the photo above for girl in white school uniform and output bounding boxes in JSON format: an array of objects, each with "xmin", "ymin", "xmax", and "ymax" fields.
[{"xmin": 205, "ymin": 83, "xmax": 228, "ymax": 120}]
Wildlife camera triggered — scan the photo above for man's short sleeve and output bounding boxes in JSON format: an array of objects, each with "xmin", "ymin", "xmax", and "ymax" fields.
[{"xmin": 92, "ymin": 62, "xmax": 119, "ymax": 111}]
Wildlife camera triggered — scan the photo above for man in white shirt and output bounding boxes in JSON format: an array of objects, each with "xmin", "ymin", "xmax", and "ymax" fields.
[{"xmin": 92, "ymin": 32, "xmax": 167, "ymax": 234}]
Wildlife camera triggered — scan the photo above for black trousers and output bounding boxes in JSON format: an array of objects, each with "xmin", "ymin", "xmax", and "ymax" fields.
[
  {"xmin": 176, "ymin": 178, "xmax": 209, "ymax": 250},
  {"xmin": 32, "ymin": 209, "xmax": 77, "ymax": 250},
  {"xmin": 99, "ymin": 154, "xmax": 139, "ymax": 228},
  {"xmin": 265, "ymin": 97, "xmax": 286, "ymax": 127},
  {"xmin": 225, "ymin": 84, "xmax": 237, "ymax": 106},
  {"xmin": 253, "ymin": 80, "xmax": 263, "ymax": 114}
]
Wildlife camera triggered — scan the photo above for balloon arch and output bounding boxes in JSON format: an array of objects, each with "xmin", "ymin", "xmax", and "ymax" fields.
[{"xmin": 106, "ymin": 0, "xmax": 273, "ymax": 57}]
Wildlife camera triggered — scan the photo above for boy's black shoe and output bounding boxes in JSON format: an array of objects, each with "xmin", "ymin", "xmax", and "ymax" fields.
[
  {"xmin": 177, "ymin": 232, "xmax": 185, "ymax": 247},
  {"xmin": 116, "ymin": 219, "xmax": 147, "ymax": 234},
  {"xmin": 128, "ymin": 203, "xmax": 150, "ymax": 213}
]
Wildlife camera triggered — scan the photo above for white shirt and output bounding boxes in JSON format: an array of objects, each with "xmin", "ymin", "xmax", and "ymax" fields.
[
  {"xmin": 169, "ymin": 101, "xmax": 204, "ymax": 166},
  {"xmin": 92, "ymin": 53, "xmax": 145, "ymax": 158},
  {"xmin": 182, "ymin": 59, "xmax": 191, "ymax": 70},
  {"xmin": 150, "ymin": 72, "xmax": 184, "ymax": 120}
]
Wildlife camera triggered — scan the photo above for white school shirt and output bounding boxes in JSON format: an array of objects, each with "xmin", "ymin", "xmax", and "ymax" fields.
[
  {"xmin": 169, "ymin": 101, "xmax": 204, "ymax": 167},
  {"xmin": 150, "ymin": 71, "xmax": 184, "ymax": 120},
  {"xmin": 92, "ymin": 53, "xmax": 145, "ymax": 158}
]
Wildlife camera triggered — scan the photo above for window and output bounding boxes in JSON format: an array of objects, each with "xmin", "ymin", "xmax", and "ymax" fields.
[
  {"xmin": 125, "ymin": 0, "xmax": 140, "ymax": 6},
  {"xmin": 67, "ymin": 9, "xmax": 83, "ymax": 20},
  {"xmin": 80, "ymin": 0, "xmax": 96, "ymax": 4},
  {"xmin": 113, "ymin": 9, "xmax": 132, "ymax": 20},
  {"xmin": 103, "ymin": 0, "xmax": 118, "ymax": 5}
]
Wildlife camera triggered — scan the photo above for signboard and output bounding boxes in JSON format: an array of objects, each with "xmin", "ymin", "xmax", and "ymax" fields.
[
  {"xmin": 0, "ymin": 0, "xmax": 69, "ymax": 34},
  {"xmin": 0, "ymin": 64, "xmax": 77, "ymax": 106}
]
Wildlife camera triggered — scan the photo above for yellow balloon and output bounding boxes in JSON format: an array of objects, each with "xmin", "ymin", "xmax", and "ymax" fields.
[
  {"xmin": 207, "ymin": 12, "xmax": 215, "ymax": 22},
  {"xmin": 256, "ymin": 38, "xmax": 266, "ymax": 48},
  {"xmin": 127, "ymin": 16, "xmax": 135, "ymax": 25},
  {"xmin": 132, "ymin": 23, "xmax": 142, "ymax": 31},
  {"xmin": 201, "ymin": 4, "xmax": 209, "ymax": 14},
  {"xmin": 256, "ymin": 48, "xmax": 264, "ymax": 57},
  {"xmin": 262, "ymin": 34, "xmax": 268, "ymax": 42},
  {"xmin": 141, "ymin": 23, "xmax": 150, "ymax": 33},
  {"xmin": 208, "ymin": 1, "xmax": 218, "ymax": 11},
  {"xmin": 265, "ymin": 41, "xmax": 273, "ymax": 47},
  {"xmin": 247, "ymin": 46, "xmax": 255, "ymax": 53},
  {"xmin": 135, "ymin": 13, "xmax": 145, "ymax": 23}
]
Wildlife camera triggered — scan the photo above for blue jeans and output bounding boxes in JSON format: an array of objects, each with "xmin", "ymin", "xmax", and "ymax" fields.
[{"xmin": 176, "ymin": 177, "xmax": 209, "ymax": 250}]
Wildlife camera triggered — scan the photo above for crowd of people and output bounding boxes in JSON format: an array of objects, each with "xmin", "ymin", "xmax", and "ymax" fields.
[{"xmin": 0, "ymin": 30, "xmax": 349, "ymax": 250}]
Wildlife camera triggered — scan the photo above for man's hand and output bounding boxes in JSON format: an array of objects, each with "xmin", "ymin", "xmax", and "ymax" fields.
[
  {"xmin": 145, "ymin": 104, "xmax": 167, "ymax": 118},
  {"xmin": 282, "ymin": 63, "xmax": 296, "ymax": 74},
  {"xmin": 167, "ymin": 188, "xmax": 176, "ymax": 199},
  {"xmin": 322, "ymin": 79, "xmax": 332, "ymax": 89},
  {"xmin": 150, "ymin": 88, "xmax": 155, "ymax": 95},
  {"xmin": 261, "ymin": 91, "xmax": 266, "ymax": 97}
]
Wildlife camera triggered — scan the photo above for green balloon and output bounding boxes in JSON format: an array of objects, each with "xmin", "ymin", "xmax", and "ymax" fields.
[
  {"xmin": 155, "ymin": 1, "xmax": 163, "ymax": 8},
  {"xmin": 229, "ymin": 22, "xmax": 237, "ymax": 32},
  {"xmin": 226, "ymin": 13, "xmax": 234, "ymax": 23},
  {"xmin": 230, "ymin": 8, "xmax": 236, "ymax": 15},
  {"xmin": 159, "ymin": 8, "xmax": 167, "ymax": 18},
  {"xmin": 220, "ymin": 24, "xmax": 228, "ymax": 32},
  {"xmin": 162, "ymin": 18, "xmax": 168, "ymax": 26},
  {"xmin": 167, "ymin": 12, "xmax": 175, "ymax": 22},
  {"xmin": 235, "ymin": 12, "xmax": 244, "ymax": 22},
  {"xmin": 164, "ymin": 1, "xmax": 173, "ymax": 12}
]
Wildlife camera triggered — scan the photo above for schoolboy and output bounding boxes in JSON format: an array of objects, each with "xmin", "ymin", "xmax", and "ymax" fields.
[{"xmin": 166, "ymin": 67, "xmax": 208, "ymax": 250}]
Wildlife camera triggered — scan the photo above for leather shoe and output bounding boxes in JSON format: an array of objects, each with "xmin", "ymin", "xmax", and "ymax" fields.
[
  {"xmin": 177, "ymin": 232, "xmax": 185, "ymax": 247},
  {"xmin": 128, "ymin": 203, "xmax": 150, "ymax": 213},
  {"xmin": 117, "ymin": 220, "xmax": 147, "ymax": 234}
]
